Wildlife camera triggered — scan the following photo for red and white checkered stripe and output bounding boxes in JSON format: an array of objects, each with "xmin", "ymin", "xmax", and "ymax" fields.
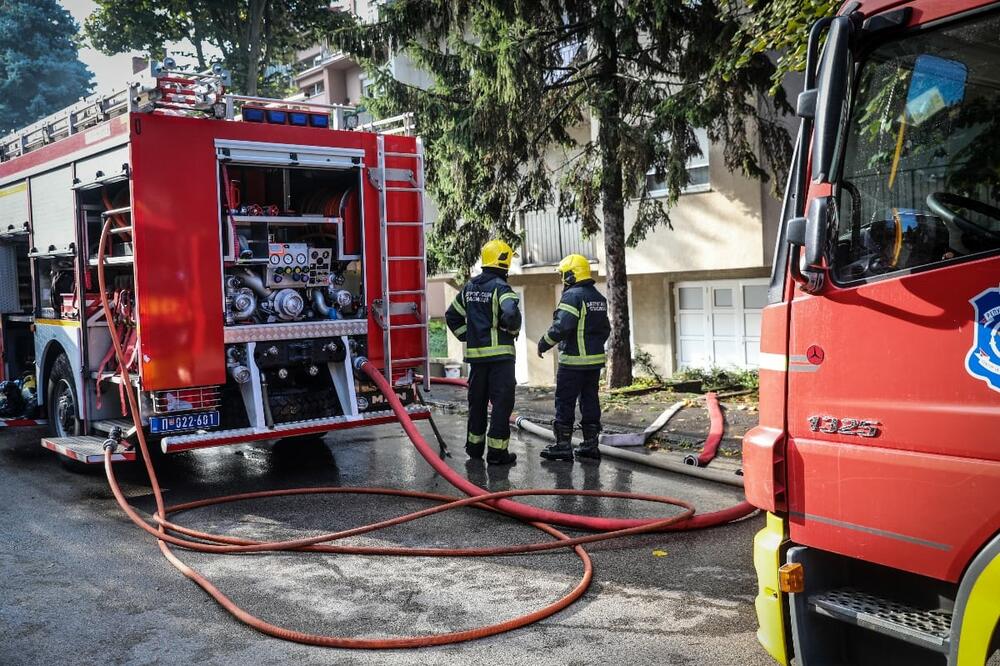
[{"xmin": 0, "ymin": 417, "xmax": 47, "ymax": 428}]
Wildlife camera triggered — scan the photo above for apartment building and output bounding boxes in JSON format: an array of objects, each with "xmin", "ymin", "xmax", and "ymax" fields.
[
  {"xmin": 287, "ymin": 43, "xmax": 368, "ymax": 107},
  {"xmin": 436, "ymin": 125, "xmax": 782, "ymax": 385}
]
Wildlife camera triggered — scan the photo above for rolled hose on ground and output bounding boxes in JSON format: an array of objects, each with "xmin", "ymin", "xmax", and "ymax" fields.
[
  {"xmin": 510, "ymin": 415, "xmax": 744, "ymax": 489},
  {"xmin": 683, "ymin": 392, "xmax": 724, "ymax": 467},
  {"xmin": 97, "ymin": 216, "xmax": 752, "ymax": 648}
]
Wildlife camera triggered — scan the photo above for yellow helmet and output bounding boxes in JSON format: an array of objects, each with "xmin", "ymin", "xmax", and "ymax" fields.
[
  {"xmin": 558, "ymin": 254, "xmax": 591, "ymax": 285},
  {"xmin": 481, "ymin": 239, "xmax": 516, "ymax": 270}
]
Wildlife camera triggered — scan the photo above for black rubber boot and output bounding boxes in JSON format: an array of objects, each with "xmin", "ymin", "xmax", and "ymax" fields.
[
  {"xmin": 465, "ymin": 441, "xmax": 485, "ymax": 459},
  {"xmin": 540, "ymin": 423, "xmax": 575, "ymax": 461},
  {"xmin": 575, "ymin": 424, "xmax": 601, "ymax": 461},
  {"xmin": 486, "ymin": 448, "xmax": 517, "ymax": 465}
]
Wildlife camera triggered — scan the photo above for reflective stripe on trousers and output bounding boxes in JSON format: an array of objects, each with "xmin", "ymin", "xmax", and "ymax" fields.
[{"xmin": 487, "ymin": 435, "xmax": 509, "ymax": 450}]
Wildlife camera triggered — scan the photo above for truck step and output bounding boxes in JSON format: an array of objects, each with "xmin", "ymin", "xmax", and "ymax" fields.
[
  {"xmin": 41, "ymin": 436, "xmax": 136, "ymax": 464},
  {"xmin": 91, "ymin": 418, "xmax": 138, "ymax": 438},
  {"xmin": 809, "ymin": 589, "xmax": 952, "ymax": 653},
  {"xmin": 91, "ymin": 370, "xmax": 140, "ymax": 386}
]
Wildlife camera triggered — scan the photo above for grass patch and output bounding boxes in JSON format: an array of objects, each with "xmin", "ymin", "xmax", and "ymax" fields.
[{"xmin": 429, "ymin": 319, "xmax": 448, "ymax": 358}]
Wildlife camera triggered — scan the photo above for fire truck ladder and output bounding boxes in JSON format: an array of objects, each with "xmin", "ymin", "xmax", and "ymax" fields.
[
  {"xmin": 1, "ymin": 60, "xmax": 228, "ymax": 163},
  {"xmin": 373, "ymin": 134, "xmax": 430, "ymax": 391}
]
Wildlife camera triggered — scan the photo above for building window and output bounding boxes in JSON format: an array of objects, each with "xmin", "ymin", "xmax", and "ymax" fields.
[
  {"xmin": 305, "ymin": 81, "xmax": 325, "ymax": 98},
  {"xmin": 646, "ymin": 127, "xmax": 711, "ymax": 197}
]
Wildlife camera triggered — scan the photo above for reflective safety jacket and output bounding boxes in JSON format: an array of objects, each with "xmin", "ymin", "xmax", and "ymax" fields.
[
  {"xmin": 445, "ymin": 268, "xmax": 521, "ymax": 363},
  {"xmin": 540, "ymin": 279, "xmax": 610, "ymax": 368}
]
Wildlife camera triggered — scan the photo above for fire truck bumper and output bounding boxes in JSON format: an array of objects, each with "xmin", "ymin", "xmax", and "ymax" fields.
[
  {"xmin": 754, "ymin": 512, "xmax": 791, "ymax": 665},
  {"xmin": 159, "ymin": 404, "xmax": 431, "ymax": 453}
]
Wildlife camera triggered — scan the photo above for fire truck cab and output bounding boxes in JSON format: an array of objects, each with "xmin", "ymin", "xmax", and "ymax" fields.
[
  {"xmin": 0, "ymin": 63, "xmax": 430, "ymax": 464},
  {"xmin": 746, "ymin": 1, "xmax": 1000, "ymax": 664}
]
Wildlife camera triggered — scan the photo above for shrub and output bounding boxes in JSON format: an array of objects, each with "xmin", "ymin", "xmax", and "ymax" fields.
[{"xmin": 673, "ymin": 365, "xmax": 759, "ymax": 391}]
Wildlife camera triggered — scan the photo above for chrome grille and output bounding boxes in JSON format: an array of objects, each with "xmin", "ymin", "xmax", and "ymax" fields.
[{"xmin": 151, "ymin": 386, "xmax": 222, "ymax": 414}]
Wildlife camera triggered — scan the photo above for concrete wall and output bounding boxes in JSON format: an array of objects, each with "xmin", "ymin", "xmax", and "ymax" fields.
[
  {"xmin": 622, "ymin": 140, "xmax": 770, "ymax": 276},
  {"xmin": 628, "ymin": 274, "xmax": 674, "ymax": 378},
  {"xmin": 344, "ymin": 65, "xmax": 365, "ymax": 104},
  {"xmin": 427, "ymin": 280, "xmax": 446, "ymax": 318},
  {"xmin": 519, "ymin": 281, "xmax": 562, "ymax": 382},
  {"xmin": 440, "ymin": 280, "xmax": 464, "ymax": 364}
]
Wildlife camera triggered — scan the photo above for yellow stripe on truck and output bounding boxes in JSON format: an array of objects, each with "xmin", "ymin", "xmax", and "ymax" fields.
[
  {"xmin": 35, "ymin": 318, "xmax": 81, "ymax": 328},
  {"xmin": 0, "ymin": 182, "xmax": 27, "ymax": 198},
  {"xmin": 956, "ymin": 552, "xmax": 1000, "ymax": 666},
  {"xmin": 753, "ymin": 512, "xmax": 790, "ymax": 665}
]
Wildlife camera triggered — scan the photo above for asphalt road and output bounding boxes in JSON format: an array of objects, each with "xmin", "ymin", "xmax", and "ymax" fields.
[{"xmin": 0, "ymin": 409, "xmax": 769, "ymax": 666}]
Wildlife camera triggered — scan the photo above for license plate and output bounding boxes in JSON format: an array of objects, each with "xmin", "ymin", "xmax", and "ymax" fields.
[{"xmin": 149, "ymin": 410, "xmax": 220, "ymax": 434}]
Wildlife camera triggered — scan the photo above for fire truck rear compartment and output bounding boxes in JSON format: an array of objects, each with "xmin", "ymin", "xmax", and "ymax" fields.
[{"xmin": 215, "ymin": 158, "xmax": 368, "ymax": 434}]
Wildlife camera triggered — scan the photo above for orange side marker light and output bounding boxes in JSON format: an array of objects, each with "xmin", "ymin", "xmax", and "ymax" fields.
[{"xmin": 778, "ymin": 563, "xmax": 805, "ymax": 594}]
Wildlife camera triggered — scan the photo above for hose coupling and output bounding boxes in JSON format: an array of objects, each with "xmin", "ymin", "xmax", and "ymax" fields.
[
  {"xmin": 353, "ymin": 356, "xmax": 369, "ymax": 372},
  {"xmin": 103, "ymin": 425, "xmax": 124, "ymax": 452},
  {"xmin": 682, "ymin": 454, "xmax": 700, "ymax": 467}
]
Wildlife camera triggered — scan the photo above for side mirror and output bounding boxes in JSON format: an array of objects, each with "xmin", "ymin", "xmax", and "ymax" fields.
[
  {"xmin": 787, "ymin": 197, "xmax": 831, "ymax": 267},
  {"xmin": 787, "ymin": 197, "xmax": 832, "ymax": 293},
  {"xmin": 811, "ymin": 16, "xmax": 853, "ymax": 183}
]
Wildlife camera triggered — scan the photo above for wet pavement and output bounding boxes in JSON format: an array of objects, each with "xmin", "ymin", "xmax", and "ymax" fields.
[
  {"xmin": 428, "ymin": 383, "xmax": 758, "ymax": 455},
  {"xmin": 0, "ymin": 408, "xmax": 769, "ymax": 666}
]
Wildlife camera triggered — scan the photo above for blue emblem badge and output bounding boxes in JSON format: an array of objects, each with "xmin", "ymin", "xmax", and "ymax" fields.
[{"xmin": 966, "ymin": 284, "xmax": 1000, "ymax": 393}]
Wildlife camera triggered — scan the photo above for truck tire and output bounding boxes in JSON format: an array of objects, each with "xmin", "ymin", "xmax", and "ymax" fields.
[
  {"xmin": 47, "ymin": 354, "xmax": 82, "ymax": 438},
  {"xmin": 46, "ymin": 354, "xmax": 90, "ymax": 473}
]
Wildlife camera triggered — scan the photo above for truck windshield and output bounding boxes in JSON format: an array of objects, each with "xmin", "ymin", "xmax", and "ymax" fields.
[{"xmin": 833, "ymin": 11, "xmax": 1000, "ymax": 283}]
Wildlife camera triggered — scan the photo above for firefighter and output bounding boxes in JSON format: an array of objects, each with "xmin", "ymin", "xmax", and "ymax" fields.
[
  {"xmin": 536, "ymin": 254, "xmax": 610, "ymax": 462},
  {"xmin": 445, "ymin": 239, "xmax": 522, "ymax": 465}
]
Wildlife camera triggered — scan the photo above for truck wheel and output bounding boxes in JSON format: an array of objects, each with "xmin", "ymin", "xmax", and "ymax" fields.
[
  {"xmin": 47, "ymin": 354, "xmax": 82, "ymax": 438},
  {"xmin": 47, "ymin": 354, "xmax": 90, "ymax": 473}
]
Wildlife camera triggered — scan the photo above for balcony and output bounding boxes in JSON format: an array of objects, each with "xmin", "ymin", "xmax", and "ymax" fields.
[{"xmin": 520, "ymin": 208, "xmax": 596, "ymax": 267}]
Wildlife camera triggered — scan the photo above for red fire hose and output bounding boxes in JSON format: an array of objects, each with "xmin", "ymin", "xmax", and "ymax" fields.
[
  {"xmin": 685, "ymin": 392, "xmax": 725, "ymax": 467},
  {"xmin": 97, "ymin": 218, "xmax": 753, "ymax": 648},
  {"xmin": 403, "ymin": 372, "xmax": 754, "ymax": 531}
]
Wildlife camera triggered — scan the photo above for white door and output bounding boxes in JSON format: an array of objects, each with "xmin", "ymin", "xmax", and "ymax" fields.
[{"xmin": 674, "ymin": 279, "xmax": 768, "ymax": 369}]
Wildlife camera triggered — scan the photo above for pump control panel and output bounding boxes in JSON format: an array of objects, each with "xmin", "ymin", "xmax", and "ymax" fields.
[{"xmin": 266, "ymin": 243, "xmax": 333, "ymax": 287}]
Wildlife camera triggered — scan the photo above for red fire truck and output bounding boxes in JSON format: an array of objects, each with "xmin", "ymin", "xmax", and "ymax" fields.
[
  {"xmin": 0, "ymin": 62, "xmax": 430, "ymax": 465},
  {"xmin": 746, "ymin": 1, "xmax": 1000, "ymax": 664}
]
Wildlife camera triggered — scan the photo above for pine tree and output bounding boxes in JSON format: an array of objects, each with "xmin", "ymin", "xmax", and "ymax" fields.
[
  {"xmin": 331, "ymin": 1, "xmax": 792, "ymax": 387},
  {"xmin": 0, "ymin": 0, "xmax": 94, "ymax": 135}
]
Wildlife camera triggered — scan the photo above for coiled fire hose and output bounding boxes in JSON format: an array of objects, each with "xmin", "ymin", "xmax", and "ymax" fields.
[{"xmin": 96, "ymin": 218, "xmax": 754, "ymax": 648}]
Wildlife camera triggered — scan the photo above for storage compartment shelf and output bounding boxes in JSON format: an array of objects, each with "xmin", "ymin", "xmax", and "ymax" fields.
[{"xmin": 230, "ymin": 215, "xmax": 341, "ymax": 225}]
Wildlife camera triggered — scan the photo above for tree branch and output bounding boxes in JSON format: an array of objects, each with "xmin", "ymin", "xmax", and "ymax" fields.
[
  {"xmin": 543, "ymin": 71, "xmax": 601, "ymax": 91},
  {"xmin": 530, "ymin": 87, "xmax": 588, "ymax": 147}
]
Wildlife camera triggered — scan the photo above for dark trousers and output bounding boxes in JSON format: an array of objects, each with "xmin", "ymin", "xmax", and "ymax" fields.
[
  {"xmin": 554, "ymin": 366, "xmax": 601, "ymax": 429},
  {"xmin": 467, "ymin": 360, "xmax": 515, "ymax": 450}
]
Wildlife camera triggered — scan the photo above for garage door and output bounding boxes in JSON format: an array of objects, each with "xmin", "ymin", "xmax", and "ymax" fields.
[{"xmin": 674, "ymin": 279, "xmax": 768, "ymax": 369}]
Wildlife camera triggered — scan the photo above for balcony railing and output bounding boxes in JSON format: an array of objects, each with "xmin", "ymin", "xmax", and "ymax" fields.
[{"xmin": 520, "ymin": 208, "xmax": 596, "ymax": 266}]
